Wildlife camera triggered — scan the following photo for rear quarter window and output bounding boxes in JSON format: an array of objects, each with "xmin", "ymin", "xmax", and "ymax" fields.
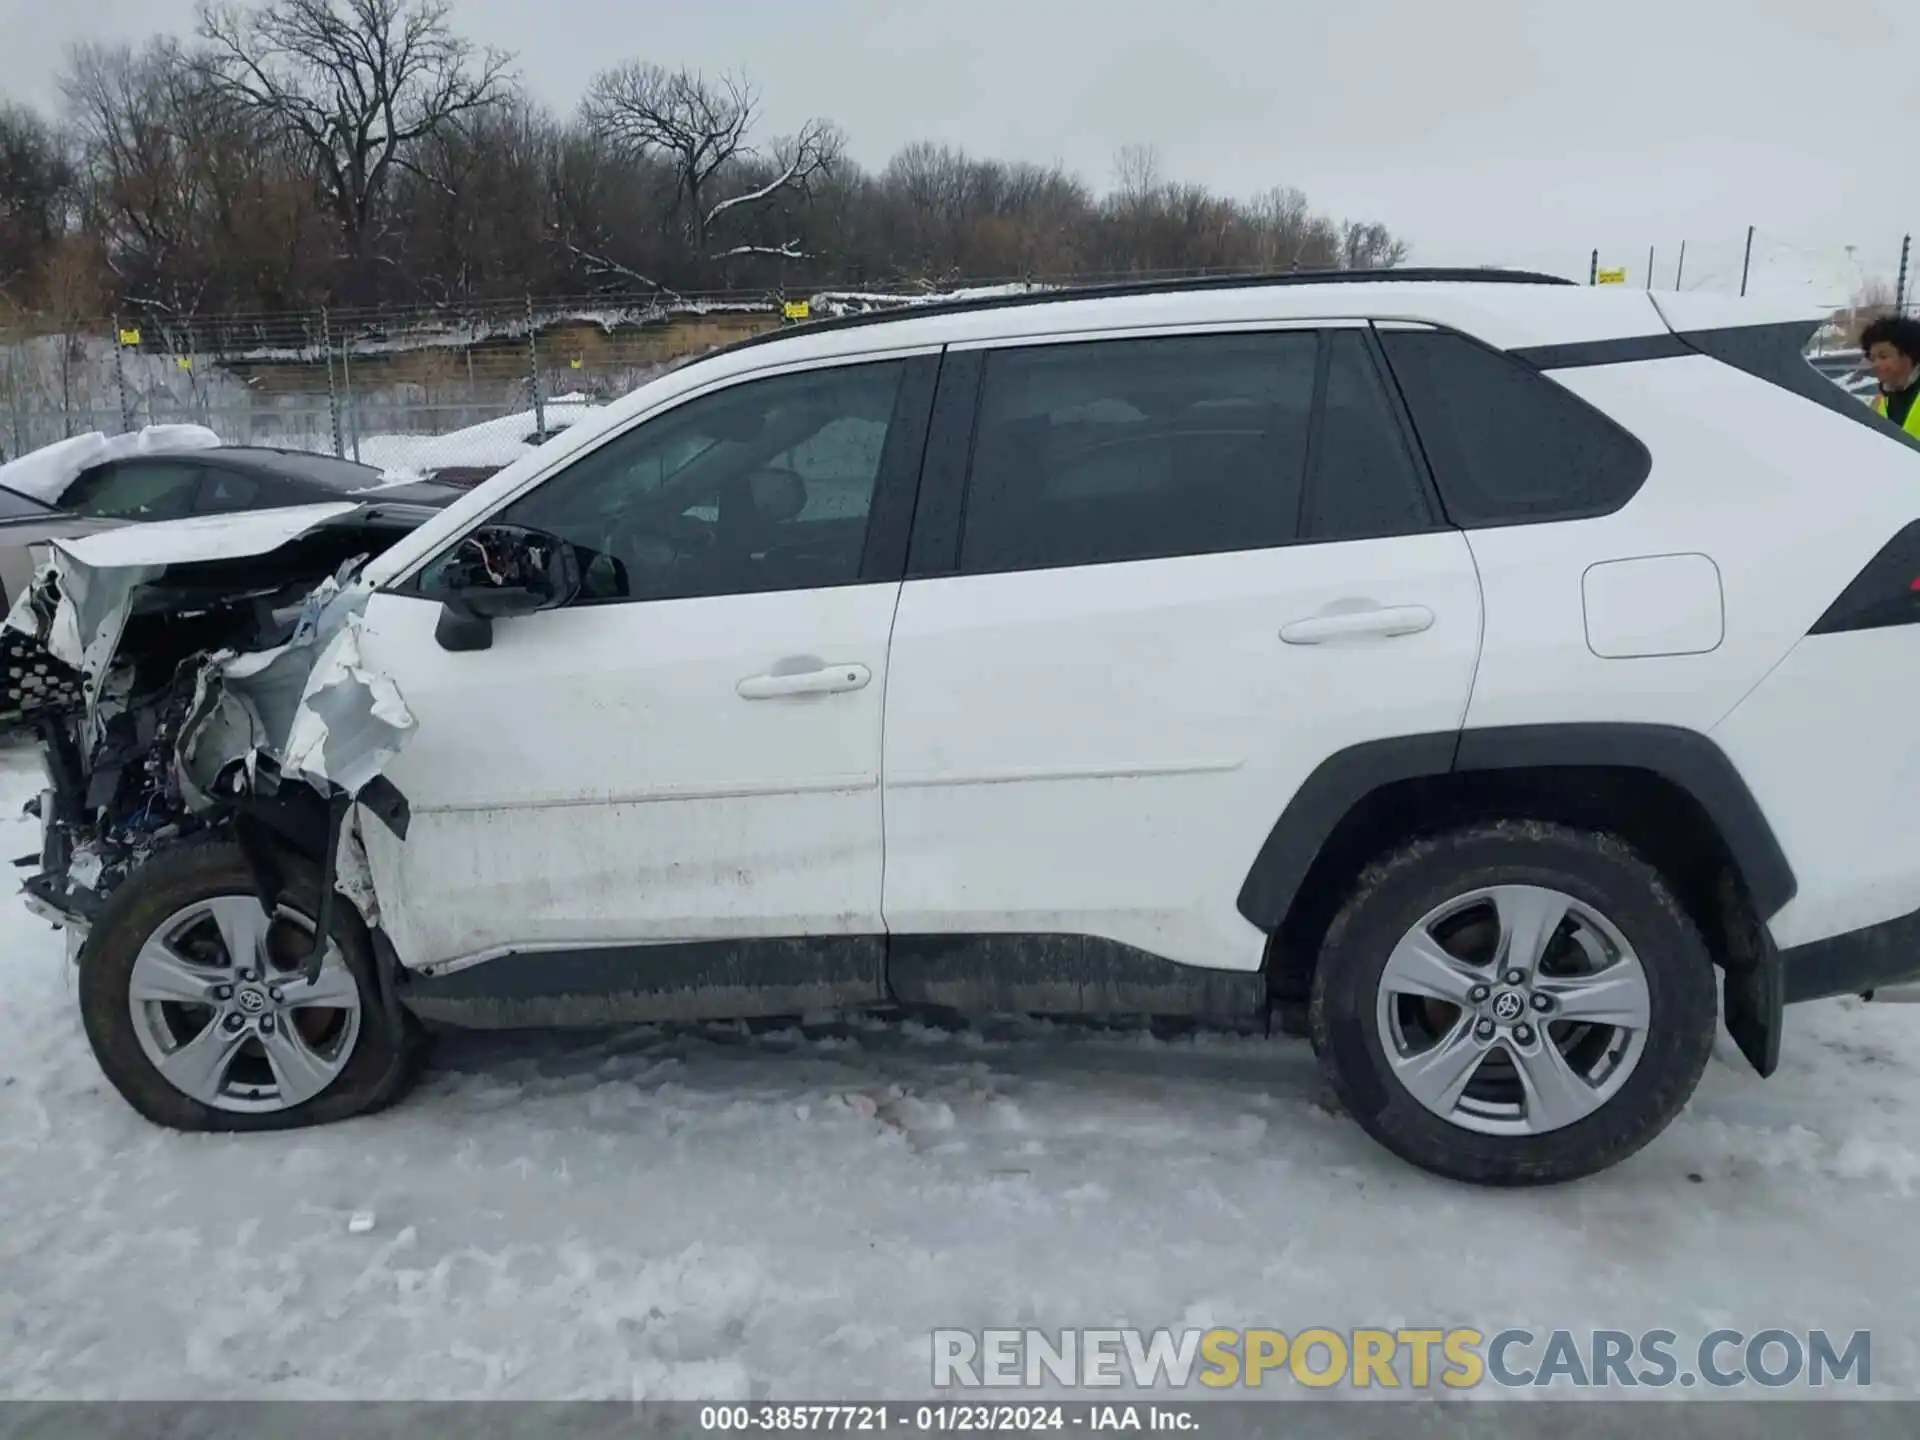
[
  {"xmin": 1377, "ymin": 328, "xmax": 1652, "ymax": 527},
  {"xmin": 1700, "ymin": 323, "xmax": 1920, "ymax": 455}
]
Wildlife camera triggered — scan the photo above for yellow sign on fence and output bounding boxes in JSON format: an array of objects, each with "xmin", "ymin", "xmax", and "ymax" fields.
[
  {"xmin": 783, "ymin": 300, "xmax": 811, "ymax": 320},
  {"xmin": 117, "ymin": 328, "xmax": 141, "ymax": 347},
  {"xmin": 1596, "ymin": 267, "xmax": 1627, "ymax": 285}
]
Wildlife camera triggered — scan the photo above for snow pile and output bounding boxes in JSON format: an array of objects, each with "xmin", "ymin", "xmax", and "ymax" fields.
[
  {"xmin": 0, "ymin": 748, "xmax": 1913, "ymax": 1402},
  {"xmin": 809, "ymin": 283, "xmax": 1054, "ymax": 319},
  {"xmin": 346, "ymin": 397, "xmax": 603, "ymax": 474},
  {"xmin": 0, "ymin": 424, "xmax": 222, "ymax": 504}
]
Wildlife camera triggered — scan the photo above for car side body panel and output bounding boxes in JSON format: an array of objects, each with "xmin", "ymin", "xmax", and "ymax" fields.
[
  {"xmin": 1454, "ymin": 356, "xmax": 1899, "ymax": 738},
  {"xmin": 882, "ymin": 532, "xmax": 1484, "ymax": 974}
]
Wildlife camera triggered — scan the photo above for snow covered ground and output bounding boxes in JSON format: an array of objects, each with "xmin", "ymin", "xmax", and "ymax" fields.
[
  {"xmin": 345, "ymin": 396, "xmax": 604, "ymax": 477},
  {"xmin": 0, "ymin": 744, "xmax": 1916, "ymax": 1405}
]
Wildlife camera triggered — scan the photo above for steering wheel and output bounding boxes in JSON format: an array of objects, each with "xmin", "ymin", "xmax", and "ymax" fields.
[{"xmin": 583, "ymin": 506, "xmax": 721, "ymax": 599}]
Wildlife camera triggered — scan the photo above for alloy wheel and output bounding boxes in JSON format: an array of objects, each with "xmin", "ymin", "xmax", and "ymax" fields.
[
  {"xmin": 1373, "ymin": 884, "xmax": 1652, "ymax": 1136},
  {"xmin": 126, "ymin": 895, "xmax": 362, "ymax": 1113}
]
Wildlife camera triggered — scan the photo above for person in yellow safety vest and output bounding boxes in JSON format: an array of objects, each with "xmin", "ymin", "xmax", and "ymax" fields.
[{"xmin": 1862, "ymin": 316, "xmax": 1920, "ymax": 437}]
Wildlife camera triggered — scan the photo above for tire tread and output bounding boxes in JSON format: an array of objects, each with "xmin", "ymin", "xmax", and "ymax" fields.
[{"xmin": 1309, "ymin": 819, "xmax": 1717, "ymax": 1186}]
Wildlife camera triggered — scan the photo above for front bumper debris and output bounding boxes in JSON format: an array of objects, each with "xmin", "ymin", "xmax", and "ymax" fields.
[{"xmin": 8, "ymin": 504, "xmax": 423, "ymax": 939}]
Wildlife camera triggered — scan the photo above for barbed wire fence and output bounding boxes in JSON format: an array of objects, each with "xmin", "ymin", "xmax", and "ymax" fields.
[
  {"xmin": 0, "ymin": 236, "xmax": 1908, "ymax": 473},
  {"xmin": 1560, "ymin": 227, "xmax": 1914, "ymax": 395},
  {"xmin": 0, "ymin": 289, "xmax": 805, "ymax": 474}
]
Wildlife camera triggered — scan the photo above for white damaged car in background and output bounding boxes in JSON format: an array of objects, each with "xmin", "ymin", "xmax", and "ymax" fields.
[
  {"xmin": 15, "ymin": 272, "xmax": 1920, "ymax": 1188},
  {"xmin": 8, "ymin": 495, "xmax": 464, "ymax": 1125}
]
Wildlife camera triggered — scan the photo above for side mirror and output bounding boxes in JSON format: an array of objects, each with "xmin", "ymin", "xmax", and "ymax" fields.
[{"xmin": 425, "ymin": 524, "xmax": 582, "ymax": 652}]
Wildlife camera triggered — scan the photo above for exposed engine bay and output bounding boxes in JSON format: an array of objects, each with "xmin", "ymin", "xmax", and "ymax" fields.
[{"xmin": 7, "ymin": 501, "xmax": 433, "ymax": 943}]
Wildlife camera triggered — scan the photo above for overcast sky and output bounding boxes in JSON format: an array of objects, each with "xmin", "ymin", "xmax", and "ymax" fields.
[{"xmin": 0, "ymin": 0, "xmax": 1901, "ymax": 301}]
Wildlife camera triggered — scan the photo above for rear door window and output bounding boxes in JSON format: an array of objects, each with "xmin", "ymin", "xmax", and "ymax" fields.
[{"xmin": 958, "ymin": 332, "xmax": 1319, "ymax": 574}]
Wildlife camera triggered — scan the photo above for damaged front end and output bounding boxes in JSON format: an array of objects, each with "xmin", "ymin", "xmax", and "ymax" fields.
[{"xmin": 8, "ymin": 502, "xmax": 427, "ymax": 952}]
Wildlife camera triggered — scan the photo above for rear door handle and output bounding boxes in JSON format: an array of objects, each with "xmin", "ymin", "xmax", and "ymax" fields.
[
  {"xmin": 737, "ymin": 662, "xmax": 872, "ymax": 699},
  {"xmin": 1280, "ymin": 605, "xmax": 1436, "ymax": 645}
]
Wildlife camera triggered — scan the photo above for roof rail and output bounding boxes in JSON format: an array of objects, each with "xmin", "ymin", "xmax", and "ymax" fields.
[{"xmin": 724, "ymin": 267, "xmax": 1577, "ymax": 355}]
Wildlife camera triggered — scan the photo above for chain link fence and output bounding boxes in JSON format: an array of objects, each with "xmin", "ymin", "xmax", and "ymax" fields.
[
  {"xmin": 0, "ymin": 246, "xmax": 1899, "ymax": 472},
  {"xmin": 0, "ymin": 291, "xmax": 802, "ymax": 479}
]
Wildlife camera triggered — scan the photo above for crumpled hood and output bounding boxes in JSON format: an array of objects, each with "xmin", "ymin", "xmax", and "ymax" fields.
[
  {"xmin": 5, "ymin": 503, "xmax": 363, "ymax": 678},
  {"xmin": 7, "ymin": 500, "xmax": 417, "ymax": 811}
]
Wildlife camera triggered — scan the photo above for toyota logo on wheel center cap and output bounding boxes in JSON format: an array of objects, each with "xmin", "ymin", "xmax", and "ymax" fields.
[
  {"xmin": 235, "ymin": 988, "xmax": 268, "ymax": 1015},
  {"xmin": 1491, "ymin": 990, "xmax": 1526, "ymax": 1023}
]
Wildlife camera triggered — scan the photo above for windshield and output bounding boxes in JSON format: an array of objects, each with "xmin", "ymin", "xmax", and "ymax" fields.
[{"xmin": 0, "ymin": 483, "xmax": 58, "ymax": 521}]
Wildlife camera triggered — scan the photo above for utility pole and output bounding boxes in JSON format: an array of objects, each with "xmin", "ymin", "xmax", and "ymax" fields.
[
  {"xmin": 1898, "ymin": 234, "xmax": 1912, "ymax": 317},
  {"xmin": 1674, "ymin": 240, "xmax": 1687, "ymax": 291},
  {"xmin": 1739, "ymin": 225, "xmax": 1756, "ymax": 297},
  {"xmin": 1589, "ymin": 248, "xmax": 1599, "ymax": 285},
  {"xmin": 1645, "ymin": 245, "xmax": 1655, "ymax": 290}
]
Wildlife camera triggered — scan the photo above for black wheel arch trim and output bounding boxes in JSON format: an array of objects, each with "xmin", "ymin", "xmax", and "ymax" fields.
[{"xmin": 1235, "ymin": 722, "xmax": 1798, "ymax": 932}]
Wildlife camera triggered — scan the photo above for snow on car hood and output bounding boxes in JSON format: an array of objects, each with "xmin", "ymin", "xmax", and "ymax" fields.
[{"xmin": 0, "ymin": 423, "xmax": 222, "ymax": 504}]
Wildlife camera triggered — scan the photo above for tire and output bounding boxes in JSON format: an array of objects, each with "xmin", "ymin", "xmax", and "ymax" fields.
[
  {"xmin": 78, "ymin": 837, "xmax": 424, "ymax": 1132},
  {"xmin": 1309, "ymin": 820, "xmax": 1717, "ymax": 1186}
]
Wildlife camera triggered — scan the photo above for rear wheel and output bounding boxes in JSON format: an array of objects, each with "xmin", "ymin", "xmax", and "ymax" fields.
[
  {"xmin": 79, "ymin": 839, "xmax": 422, "ymax": 1131},
  {"xmin": 1310, "ymin": 820, "xmax": 1717, "ymax": 1185}
]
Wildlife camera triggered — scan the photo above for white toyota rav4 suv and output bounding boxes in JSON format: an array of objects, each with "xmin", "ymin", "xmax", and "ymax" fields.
[{"xmin": 17, "ymin": 269, "xmax": 1920, "ymax": 1187}]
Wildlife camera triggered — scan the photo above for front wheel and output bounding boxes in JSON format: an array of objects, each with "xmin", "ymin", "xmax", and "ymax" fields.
[
  {"xmin": 1310, "ymin": 820, "xmax": 1717, "ymax": 1186},
  {"xmin": 78, "ymin": 839, "xmax": 422, "ymax": 1131}
]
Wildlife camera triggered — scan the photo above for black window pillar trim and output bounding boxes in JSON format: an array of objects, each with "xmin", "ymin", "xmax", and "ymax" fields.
[
  {"xmin": 904, "ymin": 348, "xmax": 984, "ymax": 580},
  {"xmin": 1359, "ymin": 323, "xmax": 1449, "ymax": 529},
  {"xmin": 1234, "ymin": 722, "xmax": 1798, "ymax": 934},
  {"xmin": 856, "ymin": 351, "xmax": 944, "ymax": 583},
  {"xmin": 1291, "ymin": 330, "xmax": 1332, "ymax": 541}
]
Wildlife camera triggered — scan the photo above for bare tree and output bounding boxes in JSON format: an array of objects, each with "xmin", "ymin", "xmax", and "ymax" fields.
[
  {"xmin": 19, "ymin": 19, "xmax": 1409, "ymax": 317},
  {"xmin": 1339, "ymin": 219, "xmax": 1406, "ymax": 270},
  {"xmin": 0, "ymin": 104, "xmax": 76, "ymax": 298},
  {"xmin": 583, "ymin": 63, "xmax": 839, "ymax": 257},
  {"xmin": 65, "ymin": 42, "xmax": 207, "ymax": 307},
  {"xmin": 35, "ymin": 234, "xmax": 109, "ymax": 436},
  {"xmin": 194, "ymin": 0, "xmax": 513, "ymax": 277},
  {"xmin": 65, "ymin": 39, "xmax": 327, "ymax": 318},
  {"xmin": 1111, "ymin": 143, "xmax": 1163, "ymax": 206}
]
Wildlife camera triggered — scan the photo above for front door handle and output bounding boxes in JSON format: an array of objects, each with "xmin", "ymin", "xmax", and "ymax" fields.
[
  {"xmin": 737, "ymin": 662, "xmax": 872, "ymax": 700},
  {"xmin": 1280, "ymin": 605, "xmax": 1436, "ymax": 645}
]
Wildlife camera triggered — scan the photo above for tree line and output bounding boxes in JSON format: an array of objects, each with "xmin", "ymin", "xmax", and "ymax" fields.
[{"xmin": 0, "ymin": 0, "xmax": 1408, "ymax": 326}]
